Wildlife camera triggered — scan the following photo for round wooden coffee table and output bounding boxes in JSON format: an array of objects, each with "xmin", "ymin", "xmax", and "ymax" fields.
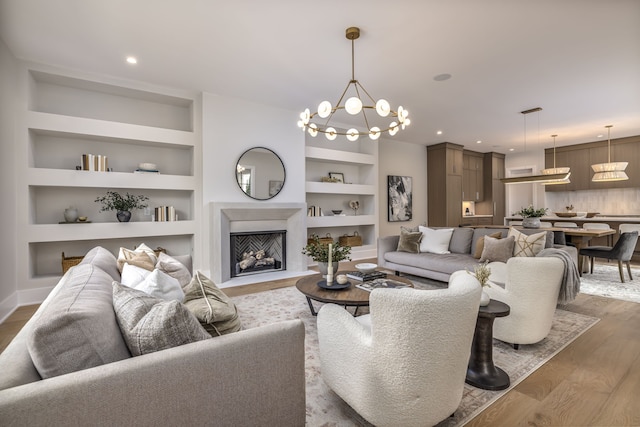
[{"xmin": 295, "ymin": 272, "xmax": 413, "ymax": 316}]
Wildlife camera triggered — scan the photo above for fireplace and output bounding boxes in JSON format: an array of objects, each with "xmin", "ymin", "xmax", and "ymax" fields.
[{"xmin": 230, "ymin": 230, "xmax": 286, "ymax": 277}]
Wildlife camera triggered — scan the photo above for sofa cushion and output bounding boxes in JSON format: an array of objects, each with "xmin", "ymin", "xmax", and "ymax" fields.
[
  {"xmin": 449, "ymin": 227, "xmax": 474, "ymax": 254},
  {"xmin": 182, "ymin": 271, "xmax": 242, "ymax": 336},
  {"xmin": 112, "ymin": 282, "xmax": 210, "ymax": 356},
  {"xmin": 78, "ymin": 246, "xmax": 120, "ymax": 281},
  {"xmin": 384, "ymin": 251, "xmax": 480, "ymax": 276},
  {"xmin": 156, "ymin": 252, "xmax": 192, "ymax": 288},
  {"xmin": 419, "ymin": 226, "xmax": 454, "ymax": 254},
  {"xmin": 27, "ymin": 264, "xmax": 131, "ymax": 379},
  {"xmin": 397, "ymin": 228, "xmax": 422, "ymax": 253},
  {"xmin": 509, "ymin": 228, "xmax": 546, "ymax": 257},
  {"xmin": 473, "ymin": 231, "xmax": 503, "ymax": 259},
  {"xmin": 480, "ymin": 235, "xmax": 515, "ymax": 263},
  {"xmin": 121, "ymin": 264, "xmax": 185, "ymax": 302}
]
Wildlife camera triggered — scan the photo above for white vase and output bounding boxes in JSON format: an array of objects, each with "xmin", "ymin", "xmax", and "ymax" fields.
[
  {"xmin": 63, "ymin": 207, "xmax": 78, "ymax": 222},
  {"xmin": 480, "ymin": 289, "xmax": 490, "ymax": 306}
]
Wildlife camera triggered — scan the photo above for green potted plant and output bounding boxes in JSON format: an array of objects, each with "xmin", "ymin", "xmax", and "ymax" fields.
[
  {"xmin": 514, "ymin": 205, "xmax": 548, "ymax": 229},
  {"xmin": 95, "ymin": 190, "xmax": 149, "ymax": 222},
  {"xmin": 302, "ymin": 236, "xmax": 351, "ymax": 276}
]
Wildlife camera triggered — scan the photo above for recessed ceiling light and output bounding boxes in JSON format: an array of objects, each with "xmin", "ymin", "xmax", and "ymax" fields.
[
  {"xmin": 476, "ymin": 140, "xmax": 482, "ymax": 144},
  {"xmin": 436, "ymin": 130, "xmax": 443, "ymax": 135},
  {"xmin": 597, "ymin": 134, "xmax": 604, "ymax": 138},
  {"xmin": 126, "ymin": 56, "xmax": 138, "ymax": 64},
  {"xmin": 509, "ymin": 148, "xmax": 515, "ymax": 152},
  {"xmin": 433, "ymin": 73, "xmax": 452, "ymax": 82}
]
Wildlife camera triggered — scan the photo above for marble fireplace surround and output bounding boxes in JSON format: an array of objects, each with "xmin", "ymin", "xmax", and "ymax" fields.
[{"xmin": 211, "ymin": 202, "xmax": 308, "ymax": 284}]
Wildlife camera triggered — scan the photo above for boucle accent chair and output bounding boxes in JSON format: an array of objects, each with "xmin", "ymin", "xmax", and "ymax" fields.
[
  {"xmin": 485, "ymin": 257, "xmax": 565, "ymax": 349},
  {"xmin": 317, "ymin": 274, "xmax": 481, "ymax": 427}
]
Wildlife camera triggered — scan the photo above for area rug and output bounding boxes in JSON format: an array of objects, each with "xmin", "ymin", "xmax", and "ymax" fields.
[
  {"xmin": 232, "ymin": 285, "xmax": 599, "ymax": 426},
  {"xmin": 579, "ymin": 264, "xmax": 640, "ymax": 304}
]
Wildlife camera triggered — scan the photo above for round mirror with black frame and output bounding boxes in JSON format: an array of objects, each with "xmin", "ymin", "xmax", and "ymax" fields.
[{"xmin": 235, "ymin": 147, "xmax": 286, "ymax": 200}]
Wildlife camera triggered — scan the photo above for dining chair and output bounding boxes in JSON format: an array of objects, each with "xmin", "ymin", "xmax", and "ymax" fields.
[
  {"xmin": 578, "ymin": 231, "xmax": 639, "ymax": 282},
  {"xmin": 539, "ymin": 221, "xmax": 553, "ymax": 228},
  {"xmin": 509, "ymin": 220, "xmax": 523, "ymax": 226},
  {"xmin": 583, "ymin": 223, "xmax": 614, "ymax": 246},
  {"xmin": 619, "ymin": 223, "xmax": 640, "ymax": 234},
  {"xmin": 554, "ymin": 222, "xmax": 579, "ymax": 228}
]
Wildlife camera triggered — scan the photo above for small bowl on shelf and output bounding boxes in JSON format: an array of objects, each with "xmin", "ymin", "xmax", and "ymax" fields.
[
  {"xmin": 138, "ymin": 162, "xmax": 157, "ymax": 171},
  {"xmin": 78, "ymin": 216, "xmax": 88, "ymax": 222},
  {"xmin": 355, "ymin": 263, "xmax": 377, "ymax": 274},
  {"xmin": 332, "ymin": 210, "xmax": 343, "ymax": 215}
]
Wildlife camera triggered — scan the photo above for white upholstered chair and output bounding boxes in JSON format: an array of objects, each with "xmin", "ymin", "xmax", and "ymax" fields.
[
  {"xmin": 485, "ymin": 257, "xmax": 565, "ymax": 349},
  {"xmin": 554, "ymin": 221, "xmax": 579, "ymax": 228},
  {"xmin": 539, "ymin": 221, "xmax": 553, "ymax": 228},
  {"xmin": 317, "ymin": 274, "xmax": 481, "ymax": 427}
]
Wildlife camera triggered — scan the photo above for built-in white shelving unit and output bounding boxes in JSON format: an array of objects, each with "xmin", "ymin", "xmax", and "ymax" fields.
[
  {"xmin": 17, "ymin": 65, "xmax": 202, "ymax": 291},
  {"xmin": 305, "ymin": 137, "xmax": 379, "ymax": 261}
]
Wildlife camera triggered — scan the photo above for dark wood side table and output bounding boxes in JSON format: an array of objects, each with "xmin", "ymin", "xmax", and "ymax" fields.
[{"xmin": 466, "ymin": 299, "xmax": 511, "ymax": 391}]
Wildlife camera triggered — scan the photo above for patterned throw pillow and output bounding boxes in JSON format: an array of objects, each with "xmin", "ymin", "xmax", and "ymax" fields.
[
  {"xmin": 396, "ymin": 228, "xmax": 422, "ymax": 253},
  {"xmin": 480, "ymin": 235, "xmax": 515, "ymax": 263},
  {"xmin": 112, "ymin": 282, "xmax": 210, "ymax": 356},
  {"xmin": 508, "ymin": 228, "xmax": 546, "ymax": 257}
]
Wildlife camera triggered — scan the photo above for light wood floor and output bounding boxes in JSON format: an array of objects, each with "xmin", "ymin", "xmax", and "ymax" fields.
[{"xmin": 2, "ymin": 259, "xmax": 639, "ymax": 426}]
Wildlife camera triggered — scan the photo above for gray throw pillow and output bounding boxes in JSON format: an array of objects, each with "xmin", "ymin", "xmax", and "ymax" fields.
[
  {"xmin": 27, "ymin": 264, "xmax": 131, "ymax": 379},
  {"xmin": 396, "ymin": 228, "xmax": 422, "ymax": 253},
  {"xmin": 112, "ymin": 282, "xmax": 210, "ymax": 356},
  {"xmin": 449, "ymin": 227, "xmax": 474, "ymax": 254},
  {"xmin": 480, "ymin": 235, "xmax": 515, "ymax": 263}
]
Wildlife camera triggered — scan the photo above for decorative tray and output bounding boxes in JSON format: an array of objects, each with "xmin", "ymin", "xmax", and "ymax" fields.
[
  {"xmin": 555, "ymin": 212, "xmax": 577, "ymax": 218},
  {"xmin": 317, "ymin": 280, "xmax": 351, "ymax": 290}
]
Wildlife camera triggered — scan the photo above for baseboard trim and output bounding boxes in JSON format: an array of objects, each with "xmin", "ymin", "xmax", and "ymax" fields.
[{"xmin": 0, "ymin": 292, "xmax": 19, "ymax": 324}]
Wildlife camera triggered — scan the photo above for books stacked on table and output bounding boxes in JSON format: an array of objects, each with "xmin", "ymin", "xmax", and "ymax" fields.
[
  {"xmin": 346, "ymin": 270, "xmax": 387, "ymax": 282},
  {"xmin": 356, "ymin": 278, "xmax": 412, "ymax": 292}
]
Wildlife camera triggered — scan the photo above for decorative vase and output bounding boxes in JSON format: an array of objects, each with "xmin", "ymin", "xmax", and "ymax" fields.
[
  {"xmin": 480, "ymin": 289, "xmax": 490, "ymax": 306},
  {"xmin": 317, "ymin": 261, "xmax": 339, "ymax": 278},
  {"xmin": 116, "ymin": 210, "xmax": 132, "ymax": 222},
  {"xmin": 63, "ymin": 207, "xmax": 78, "ymax": 223},
  {"xmin": 522, "ymin": 217, "xmax": 541, "ymax": 229}
]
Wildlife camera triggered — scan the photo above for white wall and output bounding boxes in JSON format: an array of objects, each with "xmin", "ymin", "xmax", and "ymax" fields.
[
  {"xmin": 504, "ymin": 149, "xmax": 547, "ymax": 215},
  {"xmin": 0, "ymin": 38, "xmax": 19, "ymax": 319},
  {"xmin": 200, "ymin": 93, "xmax": 305, "ymax": 273},
  {"xmin": 378, "ymin": 138, "xmax": 428, "ymax": 237}
]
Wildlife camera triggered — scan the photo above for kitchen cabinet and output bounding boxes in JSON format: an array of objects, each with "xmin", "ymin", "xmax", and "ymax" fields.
[
  {"xmin": 476, "ymin": 152, "xmax": 505, "ymax": 225},
  {"xmin": 463, "ymin": 151, "xmax": 484, "ymax": 201},
  {"xmin": 427, "ymin": 143, "xmax": 464, "ymax": 226}
]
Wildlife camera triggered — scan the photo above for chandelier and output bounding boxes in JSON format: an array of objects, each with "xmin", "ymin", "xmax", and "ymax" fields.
[
  {"xmin": 540, "ymin": 134, "xmax": 571, "ymax": 185},
  {"xmin": 591, "ymin": 125, "xmax": 628, "ymax": 182},
  {"xmin": 297, "ymin": 27, "xmax": 410, "ymax": 141}
]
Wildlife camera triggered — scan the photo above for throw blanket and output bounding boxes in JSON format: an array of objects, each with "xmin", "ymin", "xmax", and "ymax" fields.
[{"xmin": 537, "ymin": 248, "xmax": 580, "ymax": 304}]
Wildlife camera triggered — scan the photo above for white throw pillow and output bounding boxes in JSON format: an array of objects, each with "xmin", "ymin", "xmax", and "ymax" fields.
[
  {"xmin": 418, "ymin": 226, "xmax": 454, "ymax": 254},
  {"xmin": 508, "ymin": 228, "xmax": 546, "ymax": 257},
  {"xmin": 121, "ymin": 264, "xmax": 184, "ymax": 302},
  {"xmin": 156, "ymin": 252, "xmax": 192, "ymax": 289}
]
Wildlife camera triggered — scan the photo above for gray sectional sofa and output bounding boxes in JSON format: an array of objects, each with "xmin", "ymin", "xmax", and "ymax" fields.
[
  {"xmin": 0, "ymin": 246, "xmax": 305, "ymax": 427},
  {"xmin": 378, "ymin": 227, "xmax": 577, "ymax": 282}
]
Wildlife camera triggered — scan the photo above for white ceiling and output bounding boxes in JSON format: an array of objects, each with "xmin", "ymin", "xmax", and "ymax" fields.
[{"xmin": 1, "ymin": 0, "xmax": 639, "ymax": 154}]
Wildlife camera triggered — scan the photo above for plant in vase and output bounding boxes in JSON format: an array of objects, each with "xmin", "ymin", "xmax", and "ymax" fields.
[
  {"xmin": 514, "ymin": 205, "xmax": 548, "ymax": 228},
  {"xmin": 95, "ymin": 190, "xmax": 149, "ymax": 222},
  {"xmin": 469, "ymin": 261, "xmax": 492, "ymax": 306},
  {"xmin": 302, "ymin": 236, "xmax": 351, "ymax": 277}
]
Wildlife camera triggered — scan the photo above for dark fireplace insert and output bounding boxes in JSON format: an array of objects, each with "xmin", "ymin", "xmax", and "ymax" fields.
[{"xmin": 230, "ymin": 230, "xmax": 286, "ymax": 277}]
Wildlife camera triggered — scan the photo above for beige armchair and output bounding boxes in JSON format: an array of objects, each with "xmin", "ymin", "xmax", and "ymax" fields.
[
  {"xmin": 317, "ymin": 275, "xmax": 481, "ymax": 427},
  {"xmin": 485, "ymin": 257, "xmax": 565, "ymax": 348}
]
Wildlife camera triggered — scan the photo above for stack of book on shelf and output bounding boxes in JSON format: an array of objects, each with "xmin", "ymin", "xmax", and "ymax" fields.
[
  {"xmin": 154, "ymin": 206, "xmax": 177, "ymax": 222},
  {"xmin": 307, "ymin": 206, "xmax": 323, "ymax": 217},
  {"xmin": 81, "ymin": 154, "xmax": 108, "ymax": 171},
  {"xmin": 355, "ymin": 278, "xmax": 412, "ymax": 292},
  {"xmin": 346, "ymin": 270, "xmax": 387, "ymax": 282}
]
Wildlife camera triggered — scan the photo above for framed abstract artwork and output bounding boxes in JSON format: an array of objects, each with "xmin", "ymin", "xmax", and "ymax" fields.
[{"xmin": 388, "ymin": 175, "xmax": 412, "ymax": 222}]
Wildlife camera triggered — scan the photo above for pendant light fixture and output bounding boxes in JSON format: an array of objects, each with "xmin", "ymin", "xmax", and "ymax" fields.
[
  {"xmin": 540, "ymin": 134, "xmax": 571, "ymax": 185},
  {"xmin": 591, "ymin": 125, "xmax": 629, "ymax": 182},
  {"xmin": 500, "ymin": 108, "xmax": 571, "ymax": 185},
  {"xmin": 297, "ymin": 27, "xmax": 410, "ymax": 141}
]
